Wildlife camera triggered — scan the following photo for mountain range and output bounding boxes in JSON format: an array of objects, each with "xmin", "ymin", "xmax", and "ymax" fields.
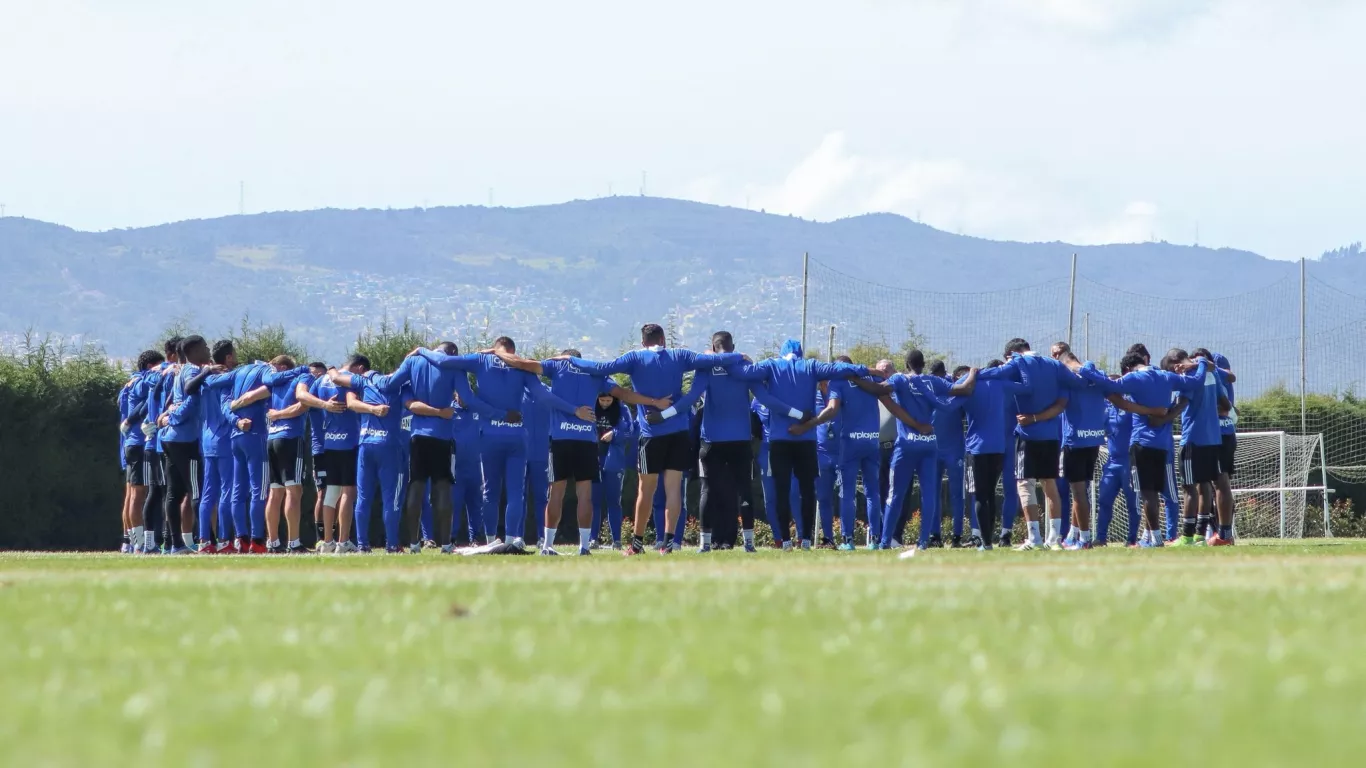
[{"xmin": 1, "ymin": 197, "xmax": 1362, "ymax": 375}]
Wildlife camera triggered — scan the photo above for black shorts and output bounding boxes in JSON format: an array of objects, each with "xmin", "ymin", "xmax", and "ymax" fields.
[
  {"xmin": 269, "ymin": 437, "xmax": 305, "ymax": 487},
  {"xmin": 549, "ymin": 440, "xmax": 600, "ymax": 483},
  {"xmin": 409, "ymin": 436, "xmax": 454, "ymax": 483},
  {"xmin": 324, "ymin": 448, "xmax": 359, "ymax": 487},
  {"xmin": 1219, "ymin": 433, "xmax": 1237, "ymax": 477},
  {"xmin": 124, "ymin": 444, "xmax": 145, "ymax": 486},
  {"xmin": 142, "ymin": 449, "xmax": 165, "ymax": 487},
  {"xmin": 1130, "ymin": 445, "xmax": 1170, "ymax": 493},
  {"xmin": 1062, "ymin": 446, "xmax": 1100, "ymax": 483},
  {"xmin": 1180, "ymin": 443, "xmax": 1221, "ymax": 486},
  {"xmin": 1016, "ymin": 439, "xmax": 1061, "ymax": 480},
  {"xmin": 638, "ymin": 432, "xmax": 693, "ymax": 475},
  {"xmin": 312, "ymin": 452, "xmax": 327, "ymax": 489}
]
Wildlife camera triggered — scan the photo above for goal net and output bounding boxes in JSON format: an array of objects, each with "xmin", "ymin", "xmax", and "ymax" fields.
[{"xmin": 1092, "ymin": 430, "xmax": 1329, "ymax": 541}]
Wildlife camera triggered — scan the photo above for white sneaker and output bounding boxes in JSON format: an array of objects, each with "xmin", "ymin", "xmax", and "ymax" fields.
[
  {"xmin": 539, "ymin": 547, "xmax": 561, "ymax": 556},
  {"xmin": 319, "ymin": 541, "xmax": 337, "ymax": 554},
  {"xmin": 440, "ymin": 544, "xmax": 454, "ymax": 555},
  {"xmin": 408, "ymin": 543, "xmax": 422, "ymax": 554},
  {"xmin": 508, "ymin": 537, "xmax": 526, "ymax": 552},
  {"xmin": 335, "ymin": 541, "xmax": 358, "ymax": 555},
  {"xmin": 890, "ymin": 538, "xmax": 903, "ymax": 549}
]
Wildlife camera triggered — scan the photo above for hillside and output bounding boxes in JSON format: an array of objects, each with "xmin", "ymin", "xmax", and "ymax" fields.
[{"xmin": 0, "ymin": 197, "xmax": 1356, "ymax": 362}]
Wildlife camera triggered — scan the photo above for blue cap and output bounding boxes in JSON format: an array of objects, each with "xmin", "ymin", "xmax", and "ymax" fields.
[{"xmin": 780, "ymin": 339, "xmax": 803, "ymax": 358}]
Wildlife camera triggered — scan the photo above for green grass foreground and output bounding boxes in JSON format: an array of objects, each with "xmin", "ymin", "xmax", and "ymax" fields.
[{"xmin": 3, "ymin": 541, "xmax": 1365, "ymax": 767}]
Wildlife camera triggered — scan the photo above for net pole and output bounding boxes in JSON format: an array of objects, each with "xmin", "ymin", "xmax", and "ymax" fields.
[
  {"xmin": 800, "ymin": 252, "xmax": 809, "ymax": 356},
  {"xmin": 1319, "ymin": 436, "xmax": 1333, "ymax": 537},
  {"xmin": 1066, "ymin": 253, "xmax": 1077, "ymax": 348},
  {"xmin": 1083, "ymin": 312, "xmax": 1089, "ymax": 361},
  {"xmin": 1279, "ymin": 431, "xmax": 1288, "ymax": 539},
  {"xmin": 1299, "ymin": 257, "xmax": 1307, "ymax": 436},
  {"xmin": 827, "ymin": 325, "xmax": 836, "ymax": 361}
]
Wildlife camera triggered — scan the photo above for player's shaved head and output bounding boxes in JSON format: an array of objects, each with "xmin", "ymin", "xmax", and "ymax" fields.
[
  {"xmin": 435, "ymin": 341, "xmax": 458, "ymax": 356},
  {"xmin": 711, "ymin": 331, "xmax": 734, "ymax": 353}
]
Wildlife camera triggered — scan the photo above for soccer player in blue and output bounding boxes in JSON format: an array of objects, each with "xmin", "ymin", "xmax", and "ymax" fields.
[
  {"xmin": 119, "ymin": 351, "xmax": 165, "ymax": 552},
  {"xmin": 522, "ymin": 386, "xmax": 553, "ymax": 550},
  {"xmin": 593, "ymin": 390, "xmax": 635, "ymax": 549},
  {"xmin": 1078, "ymin": 351, "xmax": 1208, "ymax": 547},
  {"xmin": 976, "ymin": 338, "xmax": 1083, "ymax": 550},
  {"xmin": 417, "ymin": 338, "xmax": 588, "ymax": 551},
  {"xmin": 744, "ymin": 340, "xmax": 872, "ymax": 551},
  {"xmin": 937, "ymin": 365, "xmax": 982, "ymax": 547},
  {"xmin": 300, "ymin": 362, "xmax": 328, "ymax": 547},
  {"xmin": 1161, "ymin": 348, "xmax": 1233, "ymax": 547},
  {"xmin": 939, "ymin": 360, "xmax": 1023, "ymax": 550},
  {"xmin": 752, "ymin": 398, "xmax": 800, "ymax": 547},
  {"xmin": 1048, "ymin": 342, "xmax": 1113, "ymax": 550},
  {"xmin": 328, "ymin": 360, "xmax": 413, "ymax": 552},
  {"xmin": 156, "ymin": 336, "xmax": 211, "ymax": 554},
  {"xmin": 133, "ymin": 338, "xmax": 179, "ymax": 553},
  {"xmin": 668, "ymin": 331, "xmax": 805, "ymax": 551},
  {"xmin": 449, "ymin": 389, "xmax": 490, "ymax": 547},
  {"xmin": 251, "ymin": 356, "xmax": 312, "ymax": 552},
  {"xmin": 549, "ymin": 323, "xmax": 744, "ymax": 556},
  {"xmin": 1209, "ymin": 351, "xmax": 1238, "ymax": 544},
  {"xmin": 849, "ymin": 349, "xmax": 962, "ymax": 550},
  {"xmin": 1094, "ymin": 364, "xmax": 1140, "ymax": 547},
  {"xmin": 191, "ymin": 345, "xmax": 268, "ymax": 553},
  {"xmin": 793, "ymin": 356, "xmax": 887, "ymax": 550},
  {"xmin": 489, "ymin": 347, "xmax": 667, "ymax": 555},
  {"xmin": 294, "ymin": 361, "xmax": 359, "ymax": 552}
]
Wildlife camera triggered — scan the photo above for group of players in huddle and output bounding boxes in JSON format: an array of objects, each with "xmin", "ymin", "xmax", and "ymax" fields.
[{"xmin": 115, "ymin": 321, "xmax": 1237, "ymax": 557}]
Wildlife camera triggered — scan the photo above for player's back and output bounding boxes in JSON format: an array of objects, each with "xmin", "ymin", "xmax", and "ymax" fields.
[
  {"xmin": 402, "ymin": 355, "xmax": 458, "ymax": 440},
  {"xmin": 963, "ymin": 378, "xmax": 1011, "ymax": 455},
  {"xmin": 698, "ymin": 365, "xmax": 753, "ymax": 443}
]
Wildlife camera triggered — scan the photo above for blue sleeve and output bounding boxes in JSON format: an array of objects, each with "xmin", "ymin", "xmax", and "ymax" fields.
[
  {"xmin": 1003, "ymin": 380, "xmax": 1031, "ymax": 395},
  {"xmin": 726, "ymin": 362, "xmax": 770, "ymax": 382},
  {"xmin": 616, "ymin": 407, "xmax": 636, "ymax": 442},
  {"xmin": 688, "ymin": 351, "xmax": 743, "ymax": 370},
  {"xmin": 522, "ymin": 374, "xmax": 579, "ymax": 415},
  {"xmin": 418, "ymin": 349, "xmax": 481, "ymax": 372},
  {"xmin": 452, "ymin": 375, "xmax": 503, "ymax": 421},
  {"xmin": 262, "ymin": 365, "xmax": 307, "ymax": 386},
  {"xmin": 1057, "ymin": 366, "xmax": 1088, "ymax": 391},
  {"xmin": 166, "ymin": 394, "xmax": 198, "ymax": 426},
  {"xmin": 812, "ymin": 362, "xmax": 868, "ymax": 381},
  {"xmin": 671, "ymin": 370, "xmax": 709, "ymax": 414},
  {"xmin": 1077, "ymin": 366, "xmax": 1122, "ymax": 394},
  {"xmin": 202, "ymin": 369, "xmax": 237, "ymax": 392},
  {"xmin": 367, "ymin": 371, "xmax": 408, "ymax": 397},
  {"xmin": 125, "ymin": 398, "xmax": 149, "ymax": 424},
  {"xmin": 751, "ymin": 382, "xmax": 802, "ymax": 416},
  {"xmin": 568, "ymin": 353, "xmax": 635, "ymax": 377},
  {"xmin": 976, "ymin": 359, "xmax": 1021, "ymax": 382}
]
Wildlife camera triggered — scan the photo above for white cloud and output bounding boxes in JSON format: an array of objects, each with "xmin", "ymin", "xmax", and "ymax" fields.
[{"xmin": 670, "ymin": 131, "xmax": 1166, "ymax": 246}]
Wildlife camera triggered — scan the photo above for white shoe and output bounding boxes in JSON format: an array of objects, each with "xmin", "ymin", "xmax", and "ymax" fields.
[
  {"xmin": 898, "ymin": 547, "xmax": 918, "ymax": 560},
  {"xmin": 890, "ymin": 538, "xmax": 903, "ymax": 549},
  {"xmin": 508, "ymin": 537, "xmax": 526, "ymax": 552},
  {"xmin": 335, "ymin": 541, "xmax": 358, "ymax": 555},
  {"xmin": 540, "ymin": 547, "xmax": 561, "ymax": 556},
  {"xmin": 320, "ymin": 541, "xmax": 337, "ymax": 554},
  {"xmin": 440, "ymin": 544, "xmax": 454, "ymax": 555}
]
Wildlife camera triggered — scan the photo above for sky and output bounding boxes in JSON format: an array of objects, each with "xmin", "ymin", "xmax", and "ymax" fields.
[{"xmin": 1, "ymin": 0, "xmax": 1361, "ymax": 261}]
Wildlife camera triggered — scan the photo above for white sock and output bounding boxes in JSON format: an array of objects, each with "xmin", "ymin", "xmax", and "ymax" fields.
[
  {"xmin": 971, "ymin": 528, "xmax": 981, "ymax": 538},
  {"xmin": 701, "ymin": 532, "xmax": 713, "ymax": 547},
  {"xmin": 144, "ymin": 531, "xmax": 156, "ymax": 549},
  {"xmin": 131, "ymin": 526, "xmax": 144, "ymax": 545},
  {"xmin": 181, "ymin": 533, "xmax": 193, "ymax": 548},
  {"xmin": 1047, "ymin": 518, "xmax": 1061, "ymax": 541},
  {"xmin": 289, "ymin": 538, "xmax": 301, "ymax": 548},
  {"xmin": 543, "ymin": 527, "xmax": 556, "ymax": 548},
  {"xmin": 1027, "ymin": 521, "xmax": 1041, "ymax": 542},
  {"xmin": 1080, "ymin": 529, "xmax": 1092, "ymax": 543},
  {"xmin": 578, "ymin": 528, "xmax": 591, "ymax": 549},
  {"xmin": 743, "ymin": 529, "xmax": 754, "ymax": 544}
]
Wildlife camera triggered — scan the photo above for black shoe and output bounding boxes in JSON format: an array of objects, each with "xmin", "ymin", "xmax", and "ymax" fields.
[
  {"xmin": 998, "ymin": 531, "xmax": 1012, "ymax": 548},
  {"xmin": 267, "ymin": 542, "xmax": 287, "ymax": 554},
  {"xmin": 950, "ymin": 535, "xmax": 964, "ymax": 549},
  {"xmin": 927, "ymin": 534, "xmax": 944, "ymax": 549},
  {"xmin": 288, "ymin": 543, "xmax": 311, "ymax": 554},
  {"xmin": 968, "ymin": 534, "xmax": 985, "ymax": 549}
]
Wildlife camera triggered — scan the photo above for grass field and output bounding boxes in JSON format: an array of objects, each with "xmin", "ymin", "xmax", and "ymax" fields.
[{"xmin": 4, "ymin": 541, "xmax": 1366, "ymax": 767}]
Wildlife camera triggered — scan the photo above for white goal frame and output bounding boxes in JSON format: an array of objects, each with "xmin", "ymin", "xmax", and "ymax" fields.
[{"xmin": 1232, "ymin": 431, "xmax": 1333, "ymax": 538}]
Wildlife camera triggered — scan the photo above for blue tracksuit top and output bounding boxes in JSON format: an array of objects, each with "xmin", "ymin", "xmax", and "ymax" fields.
[
  {"xmin": 417, "ymin": 350, "xmax": 579, "ymax": 443},
  {"xmin": 263, "ymin": 366, "xmax": 309, "ymax": 440},
  {"xmin": 596, "ymin": 403, "xmax": 635, "ymax": 473},
  {"xmin": 886, "ymin": 372, "xmax": 943, "ymax": 452},
  {"xmin": 1105, "ymin": 400, "xmax": 1132, "ymax": 465},
  {"xmin": 140, "ymin": 362, "xmax": 173, "ymax": 450},
  {"xmin": 1179, "ymin": 365, "xmax": 1227, "ymax": 447},
  {"xmin": 672, "ymin": 363, "xmax": 799, "ymax": 444},
  {"xmin": 540, "ymin": 359, "xmax": 618, "ymax": 443},
  {"xmin": 309, "ymin": 375, "xmax": 359, "ymax": 451},
  {"xmin": 1061, "ymin": 362, "xmax": 1109, "ymax": 449},
  {"xmin": 161, "ymin": 363, "xmax": 203, "ymax": 444},
  {"xmin": 747, "ymin": 356, "xmax": 867, "ymax": 443},
  {"xmin": 828, "ymin": 378, "xmax": 882, "ymax": 448},
  {"xmin": 385, "ymin": 354, "xmax": 498, "ymax": 442},
  {"xmin": 947, "ymin": 377, "xmax": 1029, "ymax": 456},
  {"xmin": 347, "ymin": 371, "xmax": 410, "ymax": 448},
  {"xmin": 922, "ymin": 375, "xmax": 966, "ymax": 457},
  {"xmin": 1082, "ymin": 360, "xmax": 1206, "ymax": 453},
  {"xmin": 978, "ymin": 352, "xmax": 1085, "ymax": 442},
  {"xmin": 564, "ymin": 347, "xmax": 743, "ymax": 438},
  {"xmin": 1213, "ymin": 353, "xmax": 1236, "ymax": 436}
]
